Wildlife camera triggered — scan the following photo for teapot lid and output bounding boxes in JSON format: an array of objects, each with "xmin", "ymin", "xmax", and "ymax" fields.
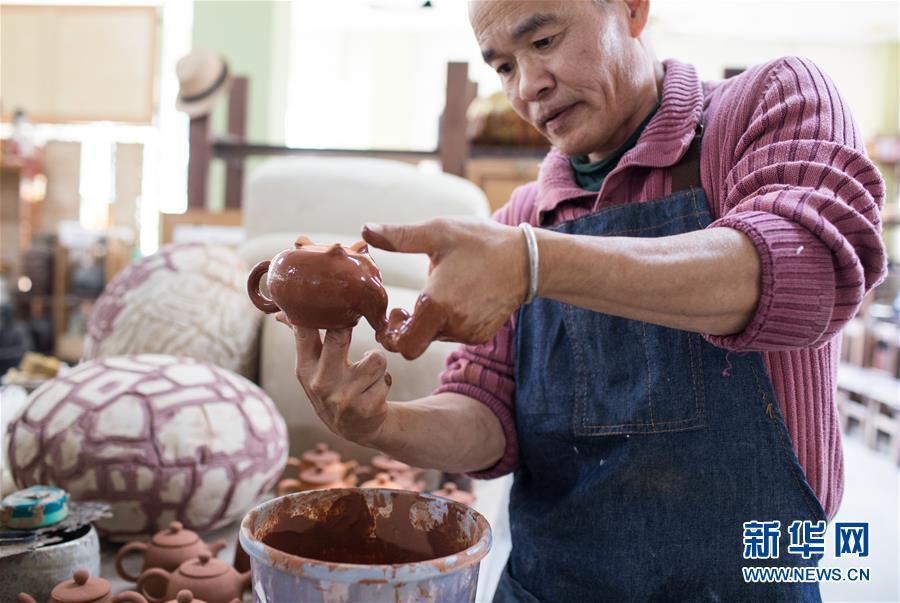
[
  {"xmin": 371, "ymin": 454, "xmax": 410, "ymax": 474},
  {"xmin": 301, "ymin": 443, "xmax": 340, "ymax": 466},
  {"xmin": 179, "ymin": 553, "xmax": 229, "ymax": 579},
  {"xmin": 151, "ymin": 521, "xmax": 199, "ymax": 548},
  {"xmin": 299, "ymin": 463, "xmax": 345, "ymax": 485},
  {"xmin": 171, "ymin": 590, "xmax": 209, "ymax": 603},
  {"xmin": 51, "ymin": 569, "xmax": 110, "ymax": 603}
]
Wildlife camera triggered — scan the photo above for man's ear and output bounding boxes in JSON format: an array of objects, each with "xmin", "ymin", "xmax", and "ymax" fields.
[{"xmin": 624, "ymin": 0, "xmax": 650, "ymax": 38}]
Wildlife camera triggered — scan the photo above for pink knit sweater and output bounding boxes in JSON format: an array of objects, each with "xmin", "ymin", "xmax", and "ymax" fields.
[{"xmin": 435, "ymin": 58, "xmax": 886, "ymax": 520}]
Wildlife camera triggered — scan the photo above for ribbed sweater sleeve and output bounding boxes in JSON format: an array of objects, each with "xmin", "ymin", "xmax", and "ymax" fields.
[
  {"xmin": 704, "ymin": 57, "xmax": 886, "ymax": 351},
  {"xmin": 432, "ymin": 185, "xmax": 539, "ymax": 478}
]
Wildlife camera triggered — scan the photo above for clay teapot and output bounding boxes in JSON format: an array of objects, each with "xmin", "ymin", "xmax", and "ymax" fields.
[
  {"xmin": 277, "ymin": 461, "xmax": 358, "ymax": 495},
  {"xmin": 112, "ymin": 590, "xmax": 240, "ymax": 603},
  {"xmin": 361, "ymin": 472, "xmax": 406, "ymax": 490},
  {"xmin": 115, "ymin": 521, "xmax": 227, "ymax": 582},
  {"xmin": 370, "ymin": 454, "xmax": 424, "ymax": 490},
  {"xmin": 288, "ymin": 442, "xmax": 340, "ymax": 472},
  {"xmin": 431, "ymin": 482, "xmax": 476, "ymax": 506},
  {"xmin": 284, "ymin": 443, "xmax": 358, "ymax": 478},
  {"xmin": 17, "ymin": 569, "xmax": 146, "ymax": 603},
  {"xmin": 248, "ymin": 236, "xmax": 388, "ymax": 330},
  {"xmin": 136, "ymin": 553, "xmax": 250, "ymax": 603}
]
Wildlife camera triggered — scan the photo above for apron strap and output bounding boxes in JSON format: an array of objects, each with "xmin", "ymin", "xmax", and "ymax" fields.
[{"xmin": 669, "ymin": 123, "xmax": 704, "ymax": 192}]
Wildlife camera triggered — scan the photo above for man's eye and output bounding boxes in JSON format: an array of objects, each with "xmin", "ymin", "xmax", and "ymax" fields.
[
  {"xmin": 496, "ymin": 63, "xmax": 513, "ymax": 75},
  {"xmin": 533, "ymin": 35, "xmax": 554, "ymax": 50}
]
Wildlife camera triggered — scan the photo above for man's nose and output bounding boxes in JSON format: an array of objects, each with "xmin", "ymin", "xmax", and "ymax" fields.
[{"xmin": 518, "ymin": 59, "xmax": 553, "ymax": 102}]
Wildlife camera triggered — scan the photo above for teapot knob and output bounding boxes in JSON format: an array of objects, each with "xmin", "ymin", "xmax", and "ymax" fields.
[
  {"xmin": 176, "ymin": 591, "xmax": 193, "ymax": 603},
  {"xmin": 314, "ymin": 443, "xmax": 327, "ymax": 453},
  {"xmin": 74, "ymin": 569, "xmax": 90, "ymax": 585},
  {"xmin": 198, "ymin": 553, "xmax": 211, "ymax": 564},
  {"xmin": 169, "ymin": 521, "xmax": 183, "ymax": 533},
  {"xmin": 443, "ymin": 482, "xmax": 458, "ymax": 493}
]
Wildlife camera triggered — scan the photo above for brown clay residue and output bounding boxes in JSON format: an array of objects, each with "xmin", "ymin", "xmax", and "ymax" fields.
[
  {"xmin": 255, "ymin": 490, "xmax": 476, "ymax": 568},
  {"xmin": 375, "ymin": 294, "xmax": 470, "ymax": 361}
]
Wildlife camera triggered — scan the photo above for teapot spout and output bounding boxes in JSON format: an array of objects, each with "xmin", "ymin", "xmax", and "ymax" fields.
[{"xmin": 16, "ymin": 594, "xmax": 38, "ymax": 603}]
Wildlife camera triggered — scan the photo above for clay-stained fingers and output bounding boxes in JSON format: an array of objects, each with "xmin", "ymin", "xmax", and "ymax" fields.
[
  {"xmin": 312, "ymin": 327, "xmax": 353, "ymax": 387},
  {"xmin": 349, "ymin": 350, "xmax": 388, "ymax": 391},
  {"xmin": 292, "ymin": 326, "xmax": 323, "ymax": 377}
]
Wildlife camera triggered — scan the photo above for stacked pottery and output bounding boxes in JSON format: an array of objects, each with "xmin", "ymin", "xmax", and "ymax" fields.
[
  {"xmin": 276, "ymin": 443, "xmax": 358, "ymax": 495},
  {"xmin": 115, "ymin": 522, "xmax": 226, "ymax": 583},
  {"xmin": 136, "ymin": 554, "xmax": 250, "ymax": 603}
]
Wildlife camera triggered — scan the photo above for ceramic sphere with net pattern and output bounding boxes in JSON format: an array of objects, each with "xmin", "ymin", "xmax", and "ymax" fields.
[
  {"xmin": 7, "ymin": 354, "xmax": 288, "ymax": 540},
  {"xmin": 83, "ymin": 242, "xmax": 260, "ymax": 379}
]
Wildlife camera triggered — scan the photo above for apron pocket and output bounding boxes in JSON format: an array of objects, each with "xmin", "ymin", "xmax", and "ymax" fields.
[{"xmin": 565, "ymin": 306, "xmax": 707, "ymax": 437}]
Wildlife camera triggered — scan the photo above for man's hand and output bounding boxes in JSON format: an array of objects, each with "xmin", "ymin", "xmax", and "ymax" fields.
[
  {"xmin": 363, "ymin": 217, "xmax": 529, "ymax": 360},
  {"xmin": 277, "ymin": 313, "xmax": 391, "ymax": 445}
]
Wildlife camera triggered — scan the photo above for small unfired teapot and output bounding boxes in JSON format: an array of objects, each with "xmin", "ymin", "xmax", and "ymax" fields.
[
  {"xmin": 17, "ymin": 569, "xmax": 145, "ymax": 603},
  {"xmin": 136, "ymin": 553, "xmax": 250, "ymax": 603},
  {"xmin": 277, "ymin": 461, "xmax": 358, "ymax": 495},
  {"xmin": 248, "ymin": 236, "xmax": 388, "ymax": 330},
  {"xmin": 116, "ymin": 521, "xmax": 227, "ymax": 582}
]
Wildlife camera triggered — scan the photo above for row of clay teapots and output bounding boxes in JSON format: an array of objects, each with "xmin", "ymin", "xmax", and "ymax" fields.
[
  {"xmin": 115, "ymin": 522, "xmax": 226, "ymax": 582},
  {"xmin": 16, "ymin": 570, "xmax": 237, "ymax": 603},
  {"xmin": 136, "ymin": 554, "xmax": 249, "ymax": 603}
]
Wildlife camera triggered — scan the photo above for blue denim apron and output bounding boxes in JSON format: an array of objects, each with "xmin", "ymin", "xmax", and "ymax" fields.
[{"xmin": 494, "ymin": 131, "xmax": 826, "ymax": 602}]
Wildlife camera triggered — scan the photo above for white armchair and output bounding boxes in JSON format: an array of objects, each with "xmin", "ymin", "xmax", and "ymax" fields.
[{"xmin": 237, "ymin": 156, "xmax": 491, "ymax": 461}]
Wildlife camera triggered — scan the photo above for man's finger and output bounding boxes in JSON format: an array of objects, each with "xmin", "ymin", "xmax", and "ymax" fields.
[
  {"xmin": 293, "ymin": 326, "xmax": 322, "ymax": 374},
  {"xmin": 362, "ymin": 221, "xmax": 441, "ymax": 255},
  {"xmin": 318, "ymin": 327, "xmax": 353, "ymax": 378},
  {"xmin": 350, "ymin": 350, "xmax": 388, "ymax": 391}
]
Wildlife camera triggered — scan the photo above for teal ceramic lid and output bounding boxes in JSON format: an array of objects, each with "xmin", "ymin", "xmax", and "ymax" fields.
[{"xmin": 1, "ymin": 485, "xmax": 69, "ymax": 529}]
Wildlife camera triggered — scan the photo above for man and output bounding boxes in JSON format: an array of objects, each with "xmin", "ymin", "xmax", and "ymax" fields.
[{"xmin": 280, "ymin": 1, "xmax": 886, "ymax": 600}]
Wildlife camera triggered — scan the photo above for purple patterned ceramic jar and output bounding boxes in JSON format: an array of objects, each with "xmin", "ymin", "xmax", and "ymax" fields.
[{"xmin": 7, "ymin": 354, "xmax": 288, "ymax": 541}]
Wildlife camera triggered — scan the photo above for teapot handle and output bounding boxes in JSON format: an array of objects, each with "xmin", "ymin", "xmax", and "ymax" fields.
[
  {"xmin": 136, "ymin": 568, "xmax": 171, "ymax": 603},
  {"xmin": 207, "ymin": 537, "xmax": 227, "ymax": 557},
  {"xmin": 247, "ymin": 261, "xmax": 278, "ymax": 314},
  {"xmin": 16, "ymin": 594, "xmax": 38, "ymax": 603},
  {"xmin": 115, "ymin": 541, "xmax": 149, "ymax": 582}
]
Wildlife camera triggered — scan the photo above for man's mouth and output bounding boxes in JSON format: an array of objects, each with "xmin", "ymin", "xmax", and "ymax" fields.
[{"xmin": 539, "ymin": 103, "xmax": 577, "ymax": 130}]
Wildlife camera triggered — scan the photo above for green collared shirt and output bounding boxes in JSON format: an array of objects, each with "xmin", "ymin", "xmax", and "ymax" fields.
[{"xmin": 570, "ymin": 103, "xmax": 660, "ymax": 192}]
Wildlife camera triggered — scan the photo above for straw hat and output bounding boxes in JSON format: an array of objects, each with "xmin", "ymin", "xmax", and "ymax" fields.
[{"xmin": 175, "ymin": 49, "xmax": 232, "ymax": 118}]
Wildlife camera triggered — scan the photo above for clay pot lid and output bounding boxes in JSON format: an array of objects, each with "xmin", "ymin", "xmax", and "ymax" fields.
[
  {"xmin": 51, "ymin": 569, "xmax": 110, "ymax": 603},
  {"xmin": 299, "ymin": 463, "xmax": 346, "ymax": 485},
  {"xmin": 361, "ymin": 472, "xmax": 404, "ymax": 489},
  {"xmin": 294, "ymin": 236, "xmax": 368, "ymax": 256},
  {"xmin": 151, "ymin": 521, "xmax": 199, "ymax": 548},
  {"xmin": 179, "ymin": 553, "xmax": 229, "ymax": 579},
  {"xmin": 432, "ymin": 482, "xmax": 475, "ymax": 505},
  {"xmin": 371, "ymin": 454, "xmax": 411, "ymax": 473},
  {"xmin": 301, "ymin": 443, "xmax": 340, "ymax": 466},
  {"xmin": 171, "ymin": 590, "xmax": 210, "ymax": 603}
]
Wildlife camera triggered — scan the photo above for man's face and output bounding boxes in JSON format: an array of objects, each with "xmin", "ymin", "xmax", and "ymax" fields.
[{"xmin": 470, "ymin": 0, "xmax": 650, "ymax": 160}]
